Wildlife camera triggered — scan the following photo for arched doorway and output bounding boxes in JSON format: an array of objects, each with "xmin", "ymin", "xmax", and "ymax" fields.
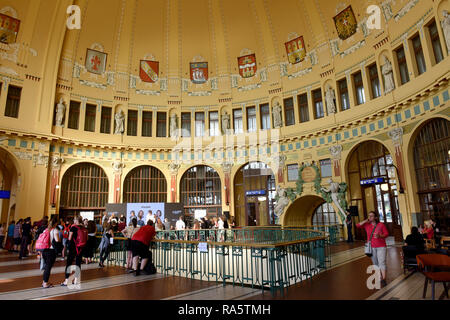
[
  {"xmin": 412, "ymin": 118, "xmax": 450, "ymax": 233},
  {"xmin": 283, "ymin": 195, "xmax": 325, "ymax": 227},
  {"xmin": 0, "ymin": 148, "xmax": 19, "ymax": 224},
  {"xmin": 347, "ymin": 141, "xmax": 403, "ymax": 241},
  {"xmin": 180, "ymin": 165, "xmax": 222, "ymax": 226},
  {"xmin": 60, "ymin": 162, "xmax": 109, "ymax": 219},
  {"xmin": 234, "ymin": 162, "xmax": 276, "ymax": 226},
  {"xmin": 123, "ymin": 166, "xmax": 167, "ymax": 203}
]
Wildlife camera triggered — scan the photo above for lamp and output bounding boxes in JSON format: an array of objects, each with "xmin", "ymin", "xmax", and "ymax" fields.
[{"xmin": 380, "ymin": 183, "xmax": 389, "ymax": 192}]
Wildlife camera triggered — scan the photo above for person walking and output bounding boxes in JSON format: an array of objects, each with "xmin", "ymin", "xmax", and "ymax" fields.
[
  {"xmin": 130, "ymin": 220, "xmax": 156, "ymax": 276},
  {"xmin": 0, "ymin": 223, "xmax": 5, "ymax": 249},
  {"xmin": 19, "ymin": 217, "xmax": 32, "ymax": 259},
  {"xmin": 41, "ymin": 218, "xmax": 59, "ymax": 288},
  {"xmin": 345, "ymin": 210, "xmax": 354, "ymax": 243},
  {"xmin": 98, "ymin": 223, "xmax": 114, "ymax": 268},
  {"xmin": 356, "ymin": 211, "xmax": 389, "ymax": 286},
  {"xmin": 13, "ymin": 219, "xmax": 22, "ymax": 252},
  {"xmin": 61, "ymin": 216, "xmax": 87, "ymax": 286},
  {"xmin": 6, "ymin": 221, "xmax": 15, "ymax": 251},
  {"xmin": 83, "ymin": 220, "xmax": 97, "ymax": 264},
  {"xmin": 122, "ymin": 218, "xmax": 139, "ymax": 271}
]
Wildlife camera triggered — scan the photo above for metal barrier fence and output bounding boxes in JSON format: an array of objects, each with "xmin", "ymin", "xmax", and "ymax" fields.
[{"xmin": 91, "ymin": 227, "xmax": 330, "ymax": 296}]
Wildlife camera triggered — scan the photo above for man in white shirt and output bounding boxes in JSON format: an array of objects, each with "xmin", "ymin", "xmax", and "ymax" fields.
[{"xmin": 175, "ymin": 216, "xmax": 185, "ymax": 230}]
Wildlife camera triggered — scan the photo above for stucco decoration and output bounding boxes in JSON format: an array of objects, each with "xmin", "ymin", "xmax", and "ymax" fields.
[
  {"xmin": 329, "ymin": 145, "xmax": 342, "ymax": 160},
  {"xmin": 381, "ymin": 55, "xmax": 395, "ymax": 94},
  {"xmin": 114, "ymin": 110, "xmax": 125, "ymax": 135},
  {"xmin": 388, "ymin": 127, "xmax": 404, "ymax": 147},
  {"xmin": 325, "ymin": 85, "xmax": 336, "ymax": 115},
  {"xmin": 222, "ymin": 162, "xmax": 233, "ymax": 174},
  {"xmin": 112, "ymin": 161, "xmax": 125, "ymax": 175},
  {"xmin": 55, "ymin": 98, "xmax": 66, "ymax": 127},
  {"xmin": 14, "ymin": 151, "xmax": 32, "ymax": 161},
  {"xmin": 170, "ymin": 113, "xmax": 178, "ymax": 139},
  {"xmin": 34, "ymin": 153, "xmax": 49, "ymax": 168},
  {"xmin": 442, "ymin": 11, "xmax": 450, "ymax": 53},
  {"xmin": 50, "ymin": 155, "xmax": 64, "ymax": 170},
  {"xmin": 272, "ymin": 101, "xmax": 282, "ymax": 128},
  {"xmin": 221, "ymin": 111, "xmax": 231, "ymax": 134},
  {"xmin": 394, "ymin": 0, "xmax": 419, "ymax": 22},
  {"xmin": 168, "ymin": 163, "xmax": 180, "ymax": 175},
  {"xmin": 320, "ymin": 179, "xmax": 348, "ymax": 221},
  {"xmin": 274, "ymin": 186, "xmax": 290, "ymax": 218}
]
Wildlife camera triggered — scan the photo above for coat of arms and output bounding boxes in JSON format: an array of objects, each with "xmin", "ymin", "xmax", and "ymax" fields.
[
  {"xmin": 238, "ymin": 54, "xmax": 257, "ymax": 78},
  {"xmin": 140, "ymin": 60, "xmax": 159, "ymax": 83},
  {"xmin": 285, "ymin": 36, "xmax": 306, "ymax": 64},
  {"xmin": 0, "ymin": 13, "xmax": 20, "ymax": 44},
  {"xmin": 190, "ymin": 62, "xmax": 208, "ymax": 84},
  {"xmin": 85, "ymin": 48, "xmax": 107, "ymax": 75},
  {"xmin": 333, "ymin": 6, "xmax": 358, "ymax": 40}
]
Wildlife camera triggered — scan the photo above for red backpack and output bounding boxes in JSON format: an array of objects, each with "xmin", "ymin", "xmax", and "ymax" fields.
[
  {"xmin": 35, "ymin": 229, "xmax": 51, "ymax": 251},
  {"xmin": 63, "ymin": 224, "xmax": 71, "ymax": 239},
  {"xmin": 73, "ymin": 225, "xmax": 88, "ymax": 254}
]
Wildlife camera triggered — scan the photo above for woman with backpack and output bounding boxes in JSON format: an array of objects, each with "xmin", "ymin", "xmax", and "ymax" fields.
[
  {"xmin": 98, "ymin": 223, "xmax": 114, "ymax": 268},
  {"xmin": 38, "ymin": 218, "xmax": 60, "ymax": 288},
  {"xmin": 61, "ymin": 216, "xmax": 87, "ymax": 286},
  {"xmin": 121, "ymin": 218, "xmax": 139, "ymax": 271}
]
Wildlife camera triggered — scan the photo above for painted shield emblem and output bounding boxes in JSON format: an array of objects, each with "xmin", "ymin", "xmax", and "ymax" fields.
[
  {"xmin": 285, "ymin": 36, "xmax": 306, "ymax": 64},
  {"xmin": 333, "ymin": 6, "xmax": 358, "ymax": 40},
  {"xmin": 140, "ymin": 60, "xmax": 159, "ymax": 83},
  {"xmin": 238, "ymin": 54, "xmax": 256, "ymax": 78},
  {"xmin": 0, "ymin": 13, "xmax": 20, "ymax": 44},
  {"xmin": 190, "ymin": 62, "xmax": 208, "ymax": 84},
  {"xmin": 85, "ymin": 49, "xmax": 107, "ymax": 75}
]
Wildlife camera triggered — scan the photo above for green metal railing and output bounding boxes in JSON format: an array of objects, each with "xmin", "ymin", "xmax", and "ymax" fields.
[{"xmin": 90, "ymin": 227, "xmax": 330, "ymax": 296}]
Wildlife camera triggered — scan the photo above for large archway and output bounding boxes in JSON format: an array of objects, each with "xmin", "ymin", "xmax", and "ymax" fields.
[
  {"xmin": 234, "ymin": 162, "xmax": 276, "ymax": 227},
  {"xmin": 123, "ymin": 165, "xmax": 167, "ymax": 203},
  {"xmin": 346, "ymin": 140, "xmax": 403, "ymax": 241},
  {"xmin": 0, "ymin": 147, "xmax": 20, "ymax": 224},
  {"xmin": 283, "ymin": 195, "xmax": 326, "ymax": 227},
  {"xmin": 180, "ymin": 165, "xmax": 222, "ymax": 226},
  {"xmin": 60, "ymin": 162, "xmax": 109, "ymax": 219},
  {"xmin": 411, "ymin": 118, "xmax": 450, "ymax": 233}
]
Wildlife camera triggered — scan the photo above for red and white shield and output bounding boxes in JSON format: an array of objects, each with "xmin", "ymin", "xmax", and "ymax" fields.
[
  {"xmin": 140, "ymin": 60, "xmax": 159, "ymax": 83},
  {"xmin": 238, "ymin": 54, "xmax": 256, "ymax": 78}
]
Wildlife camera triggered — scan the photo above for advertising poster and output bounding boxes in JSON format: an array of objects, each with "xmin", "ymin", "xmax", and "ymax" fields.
[{"xmin": 126, "ymin": 203, "xmax": 165, "ymax": 226}]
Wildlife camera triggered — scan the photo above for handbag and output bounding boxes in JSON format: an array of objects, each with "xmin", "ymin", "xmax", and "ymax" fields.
[{"xmin": 364, "ymin": 223, "xmax": 378, "ymax": 257}]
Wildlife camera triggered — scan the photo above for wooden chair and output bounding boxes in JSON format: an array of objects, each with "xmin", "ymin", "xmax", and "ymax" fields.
[
  {"xmin": 440, "ymin": 236, "xmax": 450, "ymax": 250},
  {"xmin": 416, "ymin": 254, "xmax": 450, "ymax": 300}
]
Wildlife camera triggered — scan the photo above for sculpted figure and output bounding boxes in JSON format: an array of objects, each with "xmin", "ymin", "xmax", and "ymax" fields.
[
  {"xmin": 381, "ymin": 56, "xmax": 395, "ymax": 94},
  {"xmin": 55, "ymin": 98, "xmax": 66, "ymax": 127},
  {"xmin": 325, "ymin": 85, "xmax": 336, "ymax": 115},
  {"xmin": 272, "ymin": 102, "xmax": 282, "ymax": 128},
  {"xmin": 114, "ymin": 110, "xmax": 125, "ymax": 134}
]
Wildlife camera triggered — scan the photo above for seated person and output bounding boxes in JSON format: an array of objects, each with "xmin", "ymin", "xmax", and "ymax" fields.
[
  {"xmin": 405, "ymin": 227, "xmax": 425, "ymax": 252},
  {"xmin": 422, "ymin": 221, "xmax": 434, "ymax": 240}
]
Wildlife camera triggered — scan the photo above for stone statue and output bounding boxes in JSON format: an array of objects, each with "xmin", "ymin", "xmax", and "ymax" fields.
[
  {"xmin": 55, "ymin": 98, "xmax": 66, "ymax": 127},
  {"xmin": 114, "ymin": 110, "xmax": 125, "ymax": 135},
  {"xmin": 325, "ymin": 85, "xmax": 336, "ymax": 115},
  {"xmin": 272, "ymin": 102, "xmax": 282, "ymax": 128},
  {"xmin": 170, "ymin": 113, "xmax": 178, "ymax": 139},
  {"xmin": 274, "ymin": 186, "xmax": 290, "ymax": 218},
  {"xmin": 320, "ymin": 179, "xmax": 347, "ymax": 222},
  {"xmin": 221, "ymin": 111, "xmax": 230, "ymax": 134},
  {"xmin": 442, "ymin": 11, "xmax": 450, "ymax": 53},
  {"xmin": 112, "ymin": 161, "xmax": 125, "ymax": 174},
  {"xmin": 381, "ymin": 55, "xmax": 395, "ymax": 94}
]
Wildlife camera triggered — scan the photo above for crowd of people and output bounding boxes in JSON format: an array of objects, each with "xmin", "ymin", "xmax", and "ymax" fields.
[{"xmin": 0, "ymin": 213, "xmax": 235, "ymax": 288}]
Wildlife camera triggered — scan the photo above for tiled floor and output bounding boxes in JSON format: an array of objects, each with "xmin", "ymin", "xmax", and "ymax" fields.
[{"xmin": 0, "ymin": 241, "xmax": 446, "ymax": 300}]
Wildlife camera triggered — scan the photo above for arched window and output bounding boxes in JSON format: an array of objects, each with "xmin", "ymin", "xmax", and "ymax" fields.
[
  {"xmin": 413, "ymin": 118, "xmax": 450, "ymax": 231},
  {"xmin": 180, "ymin": 165, "xmax": 222, "ymax": 218},
  {"xmin": 312, "ymin": 203, "xmax": 338, "ymax": 225},
  {"xmin": 123, "ymin": 166, "xmax": 167, "ymax": 203},
  {"xmin": 60, "ymin": 163, "xmax": 109, "ymax": 209}
]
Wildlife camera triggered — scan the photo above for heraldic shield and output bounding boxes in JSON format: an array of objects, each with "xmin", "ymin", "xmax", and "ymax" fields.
[
  {"xmin": 238, "ymin": 54, "xmax": 257, "ymax": 78},
  {"xmin": 333, "ymin": 5, "xmax": 358, "ymax": 40},
  {"xmin": 140, "ymin": 60, "xmax": 159, "ymax": 83},
  {"xmin": 85, "ymin": 48, "xmax": 107, "ymax": 75},
  {"xmin": 190, "ymin": 62, "xmax": 208, "ymax": 84},
  {"xmin": 285, "ymin": 36, "xmax": 306, "ymax": 64},
  {"xmin": 0, "ymin": 13, "xmax": 20, "ymax": 44}
]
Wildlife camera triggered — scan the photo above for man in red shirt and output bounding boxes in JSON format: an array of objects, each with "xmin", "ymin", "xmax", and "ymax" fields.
[{"xmin": 131, "ymin": 220, "xmax": 156, "ymax": 276}]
